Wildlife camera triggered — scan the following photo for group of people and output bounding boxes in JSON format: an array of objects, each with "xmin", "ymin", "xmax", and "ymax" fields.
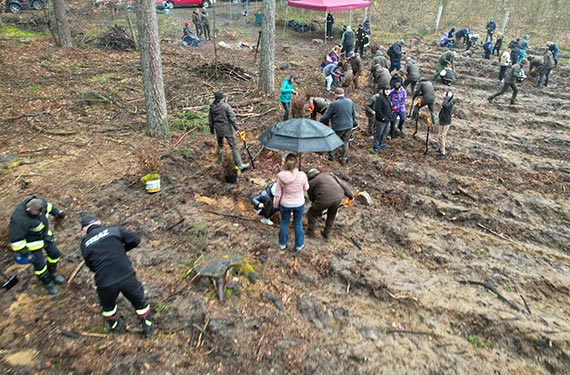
[
  {"xmin": 182, "ymin": 8, "xmax": 211, "ymax": 47},
  {"xmin": 251, "ymin": 153, "xmax": 355, "ymax": 250},
  {"xmin": 8, "ymin": 196, "xmax": 155, "ymax": 338}
]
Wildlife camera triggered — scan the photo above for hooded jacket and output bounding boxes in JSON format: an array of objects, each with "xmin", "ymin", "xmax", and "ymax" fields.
[
  {"xmin": 273, "ymin": 169, "xmax": 308, "ymax": 208},
  {"xmin": 279, "ymin": 78, "xmax": 295, "ymax": 103},
  {"xmin": 504, "ymin": 63, "xmax": 523, "ymax": 84},
  {"xmin": 374, "ymin": 66, "xmax": 391, "ymax": 89},
  {"xmin": 374, "ymin": 90, "xmax": 392, "ymax": 122},
  {"xmin": 341, "ymin": 27, "xmax": 354, "ymax": 47},
  {"xmin": 389, "ymin": 87, "xmax": 407, "ymax": 113},
  {"xmin": 544, "ymin": 50, "xmax": 555, "ymax": 69},
  {"xmin": 209, "ymin": 100, "xmax": 238, "ymax": 136}
]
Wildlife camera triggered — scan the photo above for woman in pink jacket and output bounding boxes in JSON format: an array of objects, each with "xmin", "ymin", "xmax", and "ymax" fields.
[{"xmin": 273, "ymin": 154, "xmax": 309, "ymax": 251}]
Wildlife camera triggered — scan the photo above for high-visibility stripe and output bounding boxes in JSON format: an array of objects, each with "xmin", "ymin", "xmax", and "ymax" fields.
[
  {"xmin": 11, "ymin": 240, "xmax": 27, "ymax": 251},
  {"xmin": 102, "ymin": 305, "xmax": 118, "ymax": 317},
  {"xmin": 34, "ymin": 266, "xmax": 47, "ymax": 275},
  {"xmin": 47, "ymin": 257, "xmax": 59, "ymax": 264},
  {"xmin": 47, "ymin": 230, "xmax": 53, "ymax": 236},
  {"xmin": 27, "ymin": 240, "xmax": 44, "ymax": 250},
  {"xmin": 135, "ymin": 305, "xmax": 150, "ymax": 317},
  {"xmin": 46, "ymin": 203, "xmax": 53, "ymax": 214},
  {"xmin": 30, "ymin": 222, "xmax": 45, "ymax": 232}
]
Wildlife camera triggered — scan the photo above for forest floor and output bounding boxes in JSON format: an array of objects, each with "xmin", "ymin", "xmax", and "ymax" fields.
[{"xmin": 0, "ymin": 4, "xmax": 569, "ymax": 375}]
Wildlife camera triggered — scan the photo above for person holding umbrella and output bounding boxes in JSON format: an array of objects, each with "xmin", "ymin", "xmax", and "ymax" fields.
[
  {"xmin": 273, "ymin": 154, "xmax": 309, "ymax": 252},
  {"xmin": 319, "ymin": 88, "xmax": 357, "ymax": 166}
]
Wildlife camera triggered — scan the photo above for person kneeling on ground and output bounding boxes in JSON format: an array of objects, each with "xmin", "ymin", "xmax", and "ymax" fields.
[
  {"xmin": 306, "ymin": 169, "xmax": 354, "ymax": 240},
  {"xmin": 252, "ymin": 182, "xmax": 277, "ymax": 225},
  {"xmin": 79, "ymin": 214, "xmax": 154, "ymax": 338}
]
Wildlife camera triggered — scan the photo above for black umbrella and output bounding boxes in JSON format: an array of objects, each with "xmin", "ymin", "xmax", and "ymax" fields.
[{"xmin": 258, "ymin": 118, "xmax": 343, "ymax": 153}]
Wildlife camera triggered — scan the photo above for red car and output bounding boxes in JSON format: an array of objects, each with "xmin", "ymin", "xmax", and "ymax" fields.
[{"xmin": 165, "ymin": 0, "xmax": 213, "ymax": 9}]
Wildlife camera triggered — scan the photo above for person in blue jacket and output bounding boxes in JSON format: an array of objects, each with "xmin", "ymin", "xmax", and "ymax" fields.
[
  {"xmin": 279, "ymin": 75, "xmax": 298, "ymax": 121},
  {"xmin": 547, "ymin": 41, "xmax": 559, "ymax": 66}
]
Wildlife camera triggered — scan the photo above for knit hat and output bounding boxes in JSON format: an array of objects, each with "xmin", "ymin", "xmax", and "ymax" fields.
[
  {"xmin": 398, "ymin": 39, "xmax": 405, "ymax": 45},
  {"xmin": 307, "ymin": 168, "xmax": 321, "ymax": 179},
  {"xmin": 214, "ymin": 91, "xmax": 224, "ymax": 99},
  {"xmin": 79, "ymin": 213, "xmax": 98, "ymax": 229},
  {"xmin": 184, "ymin": 21, "xmax": 190, "ymax": 27}
]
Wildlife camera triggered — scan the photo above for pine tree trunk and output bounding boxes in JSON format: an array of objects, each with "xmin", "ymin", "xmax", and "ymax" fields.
[
  {"xmin": 52, "ymin": 0, "xmax": 73, "ymax": 48},
  {"xmin": 136, "ymin": 0, "xmax": 169, "ymax": 137},
  {"xmin": 258, "ymin": 0, "xmax": 275, "ymax": 95}
]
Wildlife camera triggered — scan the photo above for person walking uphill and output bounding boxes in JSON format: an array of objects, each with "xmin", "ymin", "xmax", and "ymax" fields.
[
  {"xmin": 387, "ymin": 40, "xmax": 405, "ymax": 73},
  {"xmin": 403, "ymin": 57, "xmax": 420, "ymax": 94},
  {"xmin": 437, "ymin": 91, "xmax": 455, "ymax": 160},
  {"xmin": 488, "ymin": 59, "xmax": 528, "ymax": 105},
  {"xmin": 280, "ymin": 75, "xmax": 298, "ymax": 121},
  {"xmin": 537, "ymin": 46, "xmax": 555, "ymax": 87},
  {"xmin": 411, "ymin": 77, "xmax": 437, "ymax": 126},
  {"xmin": 273, "ymin": 154, "xmax": 308, "ymax": 251},
  {"xmin": 8, "ymin": 196, "xmax": 66, "ymax": 295},
  {"xmin": 209, "ymin": 91, "xmax": 250, "ymax": 170},
  {"xmin": 320, "ymin": 88, "xmax": 357, "ymax": 166},
  {"xmin": 340, "ymin": 25, "xmax": 355, "ymax": 58},
  {"xmin": 306, "ymin": 169, "xmax": 354, "ymax": 240},
  {"xmin": 79, "ymin": 214, "xmax": 154, "ymax": 338}
]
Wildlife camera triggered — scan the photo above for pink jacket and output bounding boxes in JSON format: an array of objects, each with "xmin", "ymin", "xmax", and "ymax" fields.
[{"xmin": 273, "ymin": 168, "xmax": 308, "ymax": 208}]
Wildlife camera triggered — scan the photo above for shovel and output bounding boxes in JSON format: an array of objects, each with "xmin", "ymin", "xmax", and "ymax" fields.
[
  {"xmin": 0, "ymin": 270, "xmax": 18, "ymax": 290},
  {"xmin": 238, "ymin": 130, "xmax": 255, "ymax": 169},
  {"xmin": 424, "ymin": 118, "xmax": 432, "ymax": 155}
]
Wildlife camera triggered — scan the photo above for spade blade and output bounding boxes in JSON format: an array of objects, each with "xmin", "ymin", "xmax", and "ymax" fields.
[{"xmin": 3, "ymin": 275, "xmax": 18, "ymax": 290}]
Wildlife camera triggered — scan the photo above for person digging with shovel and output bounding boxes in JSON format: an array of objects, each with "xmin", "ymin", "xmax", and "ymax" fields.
[
  {"xmin": 8, "ymin": 195, "xmax": 66, "ymax": 295},
  {"xmin": 79, "ymin": 213, "xmax": 154, "ymax": 338},
  {"xmin": 306, "ymin": 168, "xmax": 354, "ymax": 240}
]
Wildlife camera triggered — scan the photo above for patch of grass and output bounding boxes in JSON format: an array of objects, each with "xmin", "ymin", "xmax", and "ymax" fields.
[
  {"xmin": 88, "ymin": 326, "xmax": 107, "ymax": 334},
  {"xmin": 468, "ymin": 335, "xmax": 487, "ymax": 349},
  {"xmin": 473, "ymin": 247, "xmax": 488, "ymax": 257},
  {"xmin": 178, "ymin": 148, "xmax": 193, "ymax": 159},
  {"xmin": 506, "ymin": 285, "xmax": 513, "ymax": 293},
  {"xmin": 171, "ymin": 109, "xmax": 210, "ymax": 137},
  {"xmin": 89, "ymin": 74, "xmax": 111, "ymax": 85},
  {"xmin": 155, "ymin": 302, "xmax": 170, "ymax": 319},
  {"xmin": 396, "ymin": 250, "xmax": 405, "ymax": 260},
  {"xmin": 0, "ymin": 24, "xmax": 39, "ymax": 39},
  {"xmin": 25, "ymin": 84, "xmax": 43, "ymax": 94}
]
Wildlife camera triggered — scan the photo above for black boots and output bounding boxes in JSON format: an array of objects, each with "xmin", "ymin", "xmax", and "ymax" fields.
[
  {"xmin": 47, "ymin": 263, "xmax": 65, "ymax": 285},
  {"xmin": 37, "ymin": 269, "xmax": 58, "ymax": 295},
  {"xmin": 140, "ymin": 314, "xmax": 155, "ymax": 338},
  {"xmin": 106, "ymin": 317, "xmax": 125, "ymax": 334}
]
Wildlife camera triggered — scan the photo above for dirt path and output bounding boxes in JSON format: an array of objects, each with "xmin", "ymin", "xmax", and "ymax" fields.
[{"xmin": 0, "ymin": 5, "xmax": 569, "ymax": 374}]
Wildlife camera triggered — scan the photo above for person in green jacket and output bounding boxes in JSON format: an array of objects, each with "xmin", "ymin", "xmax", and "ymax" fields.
[{"xmin": 279, "ymin": 75, "xmax": 298, "ymax": 121}]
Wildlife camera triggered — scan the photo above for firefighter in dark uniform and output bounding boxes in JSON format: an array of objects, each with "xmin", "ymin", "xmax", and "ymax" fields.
[
  {"xmin": 8, "ymin": 196, "xmax": 66, "ymax": 295},
  {"xmin": 79, "ymin": 214, "xmax": 154, "ymax": 338}
]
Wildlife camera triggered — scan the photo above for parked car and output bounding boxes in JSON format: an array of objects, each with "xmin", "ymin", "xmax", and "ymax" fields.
[
  {"xmin": 6, "ymin": 0, "xmax": 44, "ymax": 13},
  {"xmin": 165, "ymin": 0, "xmax": 214, "ymax": 10}
]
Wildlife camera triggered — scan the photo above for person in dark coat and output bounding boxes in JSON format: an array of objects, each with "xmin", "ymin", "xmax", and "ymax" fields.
[
  {"xmin": 387, "ymin": 40, "xmax": 405, "ymax": 72},
  {"xmin": 326, "ymin": 13, "xmax": 334, "ymax": 39},
  {"xmin": 372, "ymin": 86, "xmax": 392, "ymax": 152},
  {"xmin": 349, "ymin": 52, "xmax": 363, "ymax": 89},
  {"xmin": 8, "ymin": 196, "xmax": 66, "ymax": 295},
  {"xmin": 364, "ymin": 92, "xmax": 379, "ymax": 135},
  {"xmin": 537, "ymin": 47, "xmax": 555, "ymax": 87},
  {"xmin": 485, "ymin": 17, "xmax": 496, "ymax": 42},
  {"xmin": 320, "ymin": 88, "xmax": 357, "ymax": 166},
  {"xmin": 437, "ymin": 91, "xmax": 455, "ymax": 160},
  {"xmin": 201, "ymin": 9, "xmax": 211, "ymax": 40},
  {"xmin": 308, "ymin": 97, "xmax": 331, "ymax": 120},
  {"xmin": 455, "ymin": 28, "xmax": 470, "ymax": 45},
  {"xmin": 340, "ymin": 26, "xmax": 355, "ymax": 58},
  {"xmin": 79, "ymin": 214, "xmax": 154, "ymax": 338},
  {"xmin": 433, "ymin": 50, "xmax": 455, "ymax": 80},
  {"xmin": 547, "ymin": 41, "xmax": 559, "ymax": 66},
  {"xmin": 488, "ymin": 59, "xmax": 528, "ymax": 105},
  {"xmin": 390, "ymin": 72, "xmax": 404, "ymax": 89},
  {"xmin": 192, "ymin": 9, "xmax": 203, "ymax": 39},
  {"xmin": 306, "ymin": 169, "xmax": 355, "ymax": 240},
  {"xmin": 209, "ymin": 91, "xmax": 249, "ymax": 170},
  {"xmin": 372, "ymin": 65, "xmax": 391, "ymax": 94},
  {"xmin": 403, "ymin": 57, "xmax": 420, "ymax": 94},
  {"xmin": 252, "ymin": 183, "xmax": 277, "ymax": 225},
  {"xmin": 494, "ymin": 32, "xmax": 504, "ymax": 56},
  {"xmin": 411, "ymin": 77, "xmax": 437, "ymax": 125},
  {"xmin": 509, "ymin": 38, "xmax": 521, "ymax": 65},
  {"xmin": 527, "ymin": 55, "xmax": 544, "ymax": 78},
  {"xmin": 483, "ymin": 40, "xmax": 493, "ymax": 59},
  {"xmin": 354, "ymin": 24, "xmax": 368, "ymax": 56}
]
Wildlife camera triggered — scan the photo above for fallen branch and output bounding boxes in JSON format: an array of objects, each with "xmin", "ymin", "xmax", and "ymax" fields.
[
  {"xmin": 349, "ymin": 237, "xmax": 362, "ymax": 251},
  {"xmin": 193, "ymin": 321, "xmax": 215, "ymax": 346},
  {"xmin": 477, "ymin": 223, "xmax": 518, "ymax": 245},
  {"xmin": 385, "ymin": 329, "xmax": 439, "ymax": 337},
  {"xmin": 387, "ymin": 292, "xmax": 420, "ymax": 304},
  {"xmin": 66, "ymin": 260, "xmax": 85, "ymax": 290},
  {"xmin": 236, "ymin": 108, "xmax": 277, "ymax": 118},
  {"xmin": 173, "ymin": 127, "xmax": 197, "ymax": 148},
  {"xmin": 203, "ymin": 209, "xmax": 257, "ymax": 221},
  {"xmin": 520, "ymin": 294, "xmax": 531, "ymax": 315},
  {"xmin": 459, "ymin": 280, "xmax": 521, "ymax": 312},
  {"xmin": 0, "ymin": 110, "xmax": 49, "ymax": 123},
  {"xmin": 457, "ymin": 186, "xmax": 478, "ymax": 201},
  {"xmin": 31, "ymin": 123, "xmax": 79, "ymax": 136},
  {"xmin": 255, "ymin": 334, "xmax": 265, "ymax": 361}
]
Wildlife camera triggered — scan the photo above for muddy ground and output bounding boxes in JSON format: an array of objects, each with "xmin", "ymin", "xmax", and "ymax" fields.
[{"xmin": 0, "ymin": 3, "xmax": 569, "ymax": 375}]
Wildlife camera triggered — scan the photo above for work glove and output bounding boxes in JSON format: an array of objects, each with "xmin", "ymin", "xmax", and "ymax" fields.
[
  {"xmin": 391, "ymin": 106, "xmax": 397, "ymax": 112},
  {"xmin": 54, "ymin": 209, "xmax": 65, "ymax": 219}
]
